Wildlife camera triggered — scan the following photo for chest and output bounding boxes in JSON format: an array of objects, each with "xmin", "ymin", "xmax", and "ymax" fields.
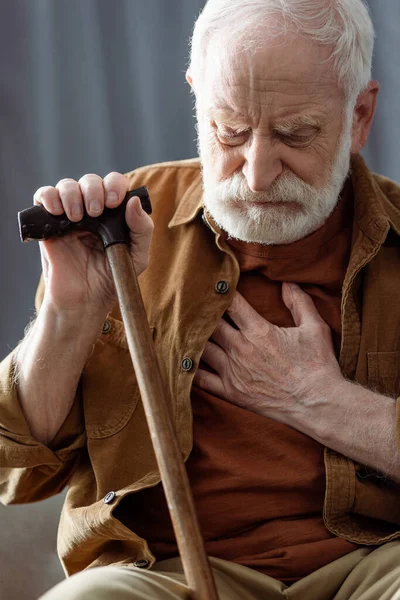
[{"xmin": 142, "ymin": 221, "xmax": 400, "ymax": 403}]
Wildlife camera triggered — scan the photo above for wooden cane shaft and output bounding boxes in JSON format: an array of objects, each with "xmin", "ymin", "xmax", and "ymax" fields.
[{"xmin": 106, "ymin": 244, "xmax": 219, "ymax": 600}]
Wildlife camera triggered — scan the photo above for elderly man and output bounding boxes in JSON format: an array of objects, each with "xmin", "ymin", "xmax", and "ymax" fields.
[{"xmin": 1, "ymin": 0, "xmax": 400, "ymax": 598}]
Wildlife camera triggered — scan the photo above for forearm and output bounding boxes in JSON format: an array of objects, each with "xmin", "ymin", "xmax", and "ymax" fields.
[
  {"xmin": 14, "ymin": 298, "xmax": 105, "ymax": 446},
  {"xmin": 289, "ymin": 376, "xmax": 400, "ymax": 482}
]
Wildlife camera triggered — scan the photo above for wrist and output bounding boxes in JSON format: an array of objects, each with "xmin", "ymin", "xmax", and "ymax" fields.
[
  {"xmin": 40, "ymin": 294, "xmax": 108, "ymax": 337},
  {"xmin": 16, "ymin": 298, "xmax": 106, "ymax": 380},
  {"xmin": 290, "ymin": 371, "xmax": 347, "ymax": 441}
]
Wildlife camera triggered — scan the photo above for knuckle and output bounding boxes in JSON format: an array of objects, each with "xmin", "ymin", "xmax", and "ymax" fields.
[
  {"xmin": 130, "ymin": 214, "xmax": 154, "ymax": 236},
  {"xmin": 56, "ymin": 178, "xmax": 77, "ymax": 188},
  {"xmin": 79, "ymin": 179, "xmax": 105, "ymax": 209},
  {"xmin": 311, "ymin": 322, "xmax": 326, "ymax": 337},
  {"xmin": 58, "ymin": 186, "xmax": 80, "ymax": 202},
  {"xmin": 79, "ymin": 173, "xmax": 102, "ymax": 181},
  {"xmin": 33, "ymin": 186, "xmax": 56, "ymax": 203},
  {"xmin": 103, "ymin": 173, "xmax": 129, "ymax": 198},
  {"xmin": 145, "ymin": 217, "xmax": 155, "ymax": 232},
  {"xmin": 320, "ymin": 321, "xmax": 330, "ymax": 334},
  {"xmin": 297, "ymin": 299, "xmax": 309, "ymax": 314},
  {"xmin": 78, "ymin": 173, "xmax": 103, "ymax": 188},
  {"xmin": 104, "ymin": 171, "xmax": 125, "ymax": 181}
]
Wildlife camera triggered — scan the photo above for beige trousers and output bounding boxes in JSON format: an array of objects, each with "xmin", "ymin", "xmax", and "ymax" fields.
[{"xmin": 39, "ymin": 542, "xmax": 400, "ymax": 600}]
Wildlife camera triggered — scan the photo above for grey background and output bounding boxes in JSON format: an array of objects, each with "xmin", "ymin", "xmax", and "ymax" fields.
[{"xmin": 0, "ymin": 1, "xmax": 398, "ymax": 599}]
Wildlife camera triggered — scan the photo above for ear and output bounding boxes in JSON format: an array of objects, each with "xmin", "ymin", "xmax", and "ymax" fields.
[
  {"xmin": 185, "ymin": 68, "xmax": 196, "ymax": 96},
  {"xmin": 351, "ymin": 80, "xmax": 380, "ymax": 154}
]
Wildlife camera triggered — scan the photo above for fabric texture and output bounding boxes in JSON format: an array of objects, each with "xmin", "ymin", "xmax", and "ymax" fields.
[
  {"xmin": 38, "ymin": 543, "xmax": 400, "ymax": 600},
  {"xmin": 1, "ymin": 155, "xmax": 400, "ymax": 580},
  {"xmin": 113, "ymin": 183, "xmax": 358, "ymax": 583}
]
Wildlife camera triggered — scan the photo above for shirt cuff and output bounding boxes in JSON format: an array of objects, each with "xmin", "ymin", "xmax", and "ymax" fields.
[{"xmin": 0, "ymin": 349, "xmax": 86, "ymax": 469}]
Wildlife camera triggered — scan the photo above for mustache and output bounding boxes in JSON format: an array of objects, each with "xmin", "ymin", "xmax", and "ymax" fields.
[{"xmin": 213, "ymin": 171, "xmax": 316, "ymax": 206}]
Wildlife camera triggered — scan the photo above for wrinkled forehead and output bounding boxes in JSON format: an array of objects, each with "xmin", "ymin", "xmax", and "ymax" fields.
[{"xmin": 199, "ymin": 33, "xmax": 343, "ymax": 118}]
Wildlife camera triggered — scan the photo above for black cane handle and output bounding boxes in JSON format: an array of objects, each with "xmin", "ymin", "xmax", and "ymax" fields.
[{"xmin": 18, "ymin": 186, "xmax": 152, "ymax": 249}]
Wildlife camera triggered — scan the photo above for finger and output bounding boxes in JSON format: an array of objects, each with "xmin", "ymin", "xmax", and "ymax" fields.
[
  {"xmin": 103, "ymin": 172, "xmax": 129, "ymax": 208},
  {"xmin": 126, "ymin": 196, "xmax": 154, "ymax": 239},
  {"xmin": 193, "ymin": 368, "xmax": 226, "ymax": 398},
  {"xmin": 55, "ymin": 178, "xmax": 83, "ymax": 222},
  {"xmin": 78, "ymin": 173, "xmax": 105, "ymax": 218},
  {"xmin": 226, "ymin": 291, "xmax": 268, "ymax": 332},
  {"xmin": 282, "ymin": 282, "xmax": 327, "ymax": 328},
  {"xmin": 211, "ymin": 318, "xmax": 238, "ymax": 351},
  {"xmin": 34, "ymin": 186, "xmax": 64, "ymax": 215},
  {"xmin": 125, "ymin": 196, "xmax": 154, "ymax": 275},
  {"xmin": 201, "ymin": 340, "xmax": 228, "ymax": 374}
]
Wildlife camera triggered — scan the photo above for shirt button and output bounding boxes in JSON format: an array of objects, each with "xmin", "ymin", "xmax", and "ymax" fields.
[
  {"xmin": 134, "ymin": 559, "xmax": 149, "ymax": 569},
  {"xmin": 102, "ymin": 320, "xmax": 112, "ymax": 334},
  {"xmin": 215, "ymin": 280, "xmax": 230, "ymax": 294},
  {"xmin": 103, "ymin": 491, "xmax": 116, "ymax": 504},
  {"xmin": 181, "ymin": 358, "xmax": 193, "ymax": 371}
]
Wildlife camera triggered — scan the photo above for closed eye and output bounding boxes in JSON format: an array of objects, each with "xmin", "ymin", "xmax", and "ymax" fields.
[
  {"xmin": 216, "ymin": 127, "xmax": 252, "ymax": 146},
  {"xmin": 278, "ymin": 131, "xmax": 317, "ymax": 148}
]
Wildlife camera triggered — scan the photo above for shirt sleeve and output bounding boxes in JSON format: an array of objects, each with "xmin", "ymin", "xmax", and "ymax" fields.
[
  {"xmin": 0, "ymin": 348, "xmax": 86, "ymax": 505},
  {"xmin": 0, "ymin": 165, "xmax": 145, "ymax": 505}
]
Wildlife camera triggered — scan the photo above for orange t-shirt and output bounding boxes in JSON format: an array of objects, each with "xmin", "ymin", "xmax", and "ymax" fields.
[{"xmin": 114, "ymin": 186, "xmax": 361, "ymax": 584}]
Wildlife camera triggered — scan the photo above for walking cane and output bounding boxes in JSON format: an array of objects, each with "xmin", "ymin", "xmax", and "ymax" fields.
[{"xmin": 18, "ymin": 188, "xmax": 219, "ymax": 600}]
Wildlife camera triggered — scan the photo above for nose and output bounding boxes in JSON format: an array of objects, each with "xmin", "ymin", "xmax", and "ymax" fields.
[{"xmin": 242, "ymin": 137, "xmax": 283, "ymax": 192}]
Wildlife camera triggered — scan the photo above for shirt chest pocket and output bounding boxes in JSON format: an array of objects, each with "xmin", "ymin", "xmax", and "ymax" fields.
[
  {"xmin": 367, "ymin": 351, "xmax": 400, "ymax": 397},
  {"xmin": 82, "ymin": 318, "xmax": 154, "ymax": 439}
]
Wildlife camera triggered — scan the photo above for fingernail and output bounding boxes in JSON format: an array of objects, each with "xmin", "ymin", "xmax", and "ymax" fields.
[
  {"xmin": 71, "ymin": 204, "xmax": 82, "ymax": 218},
  {"xmin": 52, "ymin": 201, "xmax": 63, "ymax": 214},
  {"xmin": 89, "ymin": 200, "xmax": 101, "ymax": 214},
  {"xmin": 106, "ymin": 192, "xmax": 118, "ymax": 205}
]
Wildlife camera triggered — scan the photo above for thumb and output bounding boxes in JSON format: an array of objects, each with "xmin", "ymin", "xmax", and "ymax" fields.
[
  {"xmin": 125, "ymin": 196, "xmax": 154, "ymax": 275},
  {"xmin": 282, "ymin": 282, "xmax": 325, "ymax": 328}
]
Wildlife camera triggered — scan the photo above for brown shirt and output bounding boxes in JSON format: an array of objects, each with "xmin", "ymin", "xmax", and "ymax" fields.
[
  {"xmin": 0, "ymin": 155, "xmax": 400, "ymax": 578},
  {"xmin": 114, "ymin": 186, "xmax": 359, "ymax": 584}
]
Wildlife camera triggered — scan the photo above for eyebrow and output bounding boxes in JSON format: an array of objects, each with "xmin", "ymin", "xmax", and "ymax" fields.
[
  {"xmin": 273, "ymin": 115, "xmax": 321, "ymax": 135},
  {"xmin": 208, "ymin": 108, "xmax": 249, "ymax": 128},
  {"xmin": 208, "ymin": 108, "xmax": 321, "ymax": 134}
]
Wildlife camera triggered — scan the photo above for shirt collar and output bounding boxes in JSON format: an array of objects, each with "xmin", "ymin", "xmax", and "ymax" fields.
[
  {"xmin": 168, "ymin": 166, "xmax": 203, "ymax": 228},
  {"xmin": 350, "ymin": 153, "xmax": 399, "ymax": 243}
]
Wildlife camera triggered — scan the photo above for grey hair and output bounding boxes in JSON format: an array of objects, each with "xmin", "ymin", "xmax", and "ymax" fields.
[{"xmin": 189, "ymin": 0, "xmax": 375, "ymax": 101}]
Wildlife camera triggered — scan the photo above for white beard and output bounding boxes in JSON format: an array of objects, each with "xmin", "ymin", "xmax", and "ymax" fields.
[{"xmin": 199, "ymin": 114, "xmax": 353, "ymax": 245}]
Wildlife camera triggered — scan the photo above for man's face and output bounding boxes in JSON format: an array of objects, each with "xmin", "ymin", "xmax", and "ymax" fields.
[{"xmin": 195, "ymin": 35, "xmax": 354, "ymax": 245}]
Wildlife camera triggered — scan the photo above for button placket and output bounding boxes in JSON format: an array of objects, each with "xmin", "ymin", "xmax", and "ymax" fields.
[{"xmin": 180, "ymin": 279, "xmax": 231, "ymax": 376}]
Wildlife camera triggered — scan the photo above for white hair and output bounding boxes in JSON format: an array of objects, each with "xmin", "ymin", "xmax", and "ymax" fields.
[{"xmin": 190, "ymin": 0, "xmax": 375, "ymax": 101}]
